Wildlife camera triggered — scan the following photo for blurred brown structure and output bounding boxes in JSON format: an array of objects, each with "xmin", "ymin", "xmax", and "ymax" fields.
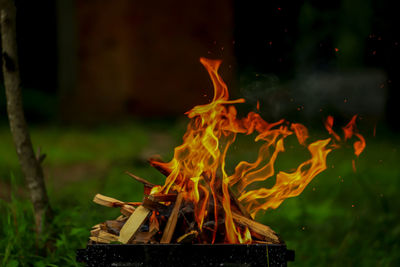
[{"xmin": 57, "ymin": 0, "xmax": 235, "ymax": 122}]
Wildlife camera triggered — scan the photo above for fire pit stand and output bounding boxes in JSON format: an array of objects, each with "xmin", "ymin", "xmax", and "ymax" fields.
[{"xmin": 76, "ymin": 243, "xmax": 294, "ymax": 266}]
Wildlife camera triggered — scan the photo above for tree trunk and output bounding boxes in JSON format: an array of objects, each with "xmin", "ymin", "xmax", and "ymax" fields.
[{"xmin": 0, "ymin": 0, "xmax": 53, "ymax": 235}]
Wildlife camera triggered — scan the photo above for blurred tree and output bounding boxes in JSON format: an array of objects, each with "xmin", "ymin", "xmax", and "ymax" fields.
[{"xmin": 0, "ymin": 0, "xmax": 53, "ymax": 235}]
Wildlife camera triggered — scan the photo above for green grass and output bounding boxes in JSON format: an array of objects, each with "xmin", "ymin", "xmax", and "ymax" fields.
[
  {"xmin": 0, "ymin": 121, "xmax": 399, "ymax": 266},
  {"xmin": 259, "ymin": 135, "xmax": 400, "ymax": 266}
]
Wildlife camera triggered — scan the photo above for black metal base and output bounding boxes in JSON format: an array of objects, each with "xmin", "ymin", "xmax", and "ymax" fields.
[{"xmin": 76, "ymin": 244, "xmax": 294, "ymax": 267}]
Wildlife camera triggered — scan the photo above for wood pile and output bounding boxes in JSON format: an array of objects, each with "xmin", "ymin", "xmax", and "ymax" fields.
[{"xmin": 89, "ymin": 162, "xmax": 282, "ymax": 245}]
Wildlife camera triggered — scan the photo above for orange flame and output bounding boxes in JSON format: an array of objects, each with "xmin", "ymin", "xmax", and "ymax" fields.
[
  {"xmin": 324, "ymin": 115, "xmax": 341, "ymax": 141},
  {"xmin": 341, "ymin": 115, "xmax": 366, "ymax": 157},
  {"xmin": 154, "ymin": 58, "xmax": 365, "ymax": 243},
  {"xmin": 291, "ymin": 123, "xmax": 309, "ymax": 146}
]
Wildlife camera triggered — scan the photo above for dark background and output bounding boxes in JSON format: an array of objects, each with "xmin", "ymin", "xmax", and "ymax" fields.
[
  {"xmin": 1, "ymin": 0, "xmax": 399, "ymax": 266},
  {"xmin": 1, "ymin": 0, "xmax": 399, "ymax": 129}
]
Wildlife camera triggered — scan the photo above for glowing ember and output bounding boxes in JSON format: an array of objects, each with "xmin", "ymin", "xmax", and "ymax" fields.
[{"xmin": 150, "ymin": 58, "xmax": 366, "ymax": 244}]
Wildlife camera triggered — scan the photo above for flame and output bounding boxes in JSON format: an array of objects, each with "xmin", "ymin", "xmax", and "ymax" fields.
[
  {"xmin": 324, "ymin": 115, "xmax": 341, "ymax": 141},
  {"xmin": 291, "ymin": 123, "xmax": 309, "ymax": 146},
  {"xmin": 238, "ymin": 138, "xmax": 331, "ymax": 217},
  {"xmin": 341, "ymin": 115, "xmax": 366, "ymax": 157},
  {"xmin": 153, "ymin": 58, "xmax": 365, "ymax": 243},
  {"xmin": 342, "ymin": 115, "xmax": 358, "ymax": 141},
  {"xmin": 353, "ymin": 133, "xmax": 366, "ymax": 157}
]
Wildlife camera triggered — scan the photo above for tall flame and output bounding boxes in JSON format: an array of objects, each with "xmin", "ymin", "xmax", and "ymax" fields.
[{"xmin": 152, "ymin": 58, "xmax": 365, "ymax": 243}]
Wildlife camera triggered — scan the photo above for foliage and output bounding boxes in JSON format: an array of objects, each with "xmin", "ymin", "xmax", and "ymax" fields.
[{"xmin": 0, "ymin": 174, "xmax": 86, "ymax": 266}]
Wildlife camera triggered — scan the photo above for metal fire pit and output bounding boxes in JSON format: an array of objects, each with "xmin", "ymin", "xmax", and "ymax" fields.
[{"xmin": 76, "ymin": 243, "xmax": 294, "ymax": 266}]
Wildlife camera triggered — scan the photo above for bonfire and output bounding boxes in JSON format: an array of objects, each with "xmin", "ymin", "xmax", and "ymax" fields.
[{"xmin": 88, "ymin": 58, "xmax": 365, "ymax": 245}]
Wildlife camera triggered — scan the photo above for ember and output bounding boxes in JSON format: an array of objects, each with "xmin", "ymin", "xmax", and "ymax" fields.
[{"xmin": 85, "ymin": 58, "xmax": 365, "ymax": 246}]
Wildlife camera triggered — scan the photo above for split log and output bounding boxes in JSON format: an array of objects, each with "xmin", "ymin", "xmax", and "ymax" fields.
[
  {"xmin": 105, "ymin": 220, "xmax": 125, "ymax": 236},
  {"xmin": 91, "ymin": 222, "xmax": 107, "ymax": 231},
  {"xmin": 93, "ymin": 194, "xmax": 124, "ymax": 207},
  {"xmin": 132, "ymin": 215, "xmax": 160, "ymax": 244},
  {"xmin": 118, "ymin": 206, "xmax": 151, "ymax": 244},
  {"xmin": 177, "ymin": 230, "xmax": 198, "ymax": 243},
  {"xmin": 91, "ymin": 224, "xmax": 101, "ymax": 229},
  {"xmin": 228, "ymin": 188, "xmax": 252, "ymax": 219},
  {"xmin": 120, "ymin": 205, "xmax": 135, "ymax": 216},
  {"xmin": 93, "ymin": 194, "xmax": 136, "ymax": 216},
  {"xmin": 149, "ymin": 213, "xmax": 160, "ymax": 234},
  {"xmin": 148, "ymin": 158, "xmax": 171, "ymax": 177},
  {"xmin": 116, "ymin": 215, "xmax": 127, "ymax": 221},
  {"xmin": 125, "ymin": 171, "xmax": 155, "ymax": 195},
  {"xmin": 125, "ymin": 171, "xmax": 155, "ymax": 187},
  {"xmin": 90, "ymin": 230, "xmax": 119, "ymax": 244},
  {"xmin": 231, "ymin": 212, "xmax": 281, "ymax": 244},
  {"xmin": 132, "ymin": 212, "xmax": 160, "ymax": 244},
  {"xmin": 132, "ymin": 232, "xmax": 154, "ymax": 244},
  {"xmin": 148, "ymin": 193, "xmax": 177, "ymax": 203},
  {"xmin": 142, "ymin": 197, "xmax": 169, "ymax": 213},
  {"xmin": 90, "ymin": 228, "xmax": 101, "ymax": 237},
  {"xmin": 160, "ymin": 193, "xmax": 184, "ymax": 244},
  {"xmin": 99, "ymin": 231, "xmax": 119, "ymax": 242}
]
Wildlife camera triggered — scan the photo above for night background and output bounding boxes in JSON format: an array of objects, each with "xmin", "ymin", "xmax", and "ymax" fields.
[{"xmin": 1, "ymin": 0, "xmax": 399, "ymax": 265}]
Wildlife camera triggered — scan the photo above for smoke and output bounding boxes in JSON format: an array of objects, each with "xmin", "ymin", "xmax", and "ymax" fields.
[
  {"xmin": 292, "ymin": 70, "xmax": 387, "ymax": 118},
  {"xmin": 239, "ymin": 69, "xmax": 387, "ymax": 122},
  {"xmin": 239, "ymin": 73, "xmax": 293, "ymax": 120}
]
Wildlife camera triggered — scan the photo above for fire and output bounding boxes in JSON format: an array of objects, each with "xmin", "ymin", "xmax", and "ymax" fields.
[{"xmin": 150, "ymin": 58, "xmax": 365, "ymax": 243}]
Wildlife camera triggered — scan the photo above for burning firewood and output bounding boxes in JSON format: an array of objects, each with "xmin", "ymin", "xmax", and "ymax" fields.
[
  {"xmin": 177, "ymin": 230, "xmax": 199, "ymax": 243},
  {"xmin": 148, "ymin": 158, "xmax": 253, "ymax": 220},
  {"xmin": 90, "ymin": 170, "xmax": 281, "ymax": 245},
  {"xmin": 148, "ymin": 193, "xmax": 177, "ymax": 203},
  {"xmin": 228, "ymin": 188, "xmax": 252, "ymax": 220},
  {"xmin": 142, "ymin": 197, "xmax": 169, "ymax": 213},
  {"xmin": 160, "ymin": 193, "xmax": 184, "ymax": 244},
  {"xmin": 125, "ymin": 171, "xmax": 155, "ymax": 187},
  {"xmin": 231, "ymin": 212, "xmax": 281, "ymax": 244},
  {"xmin": 148, "ymin": 157, "xmax": 171, "ymax": 177},
  {"xmin": 125, "ymin": 171, "xmax": 155, "ymax": 195}
]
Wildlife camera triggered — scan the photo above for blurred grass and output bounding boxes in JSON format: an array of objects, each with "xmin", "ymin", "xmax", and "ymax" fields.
[{"xmin": 0, "ymin": 120, "xmax": 399, "ymax": 266}]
